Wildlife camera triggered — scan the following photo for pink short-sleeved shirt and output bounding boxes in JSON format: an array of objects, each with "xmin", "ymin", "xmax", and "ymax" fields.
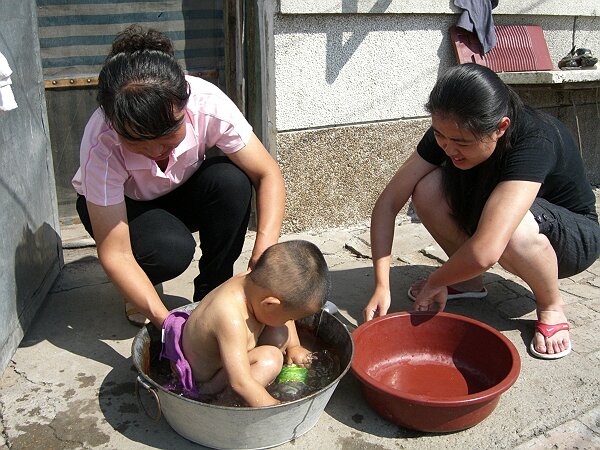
[{"xmin": 72, "ymin": 75, "xmax": 253, "ymax": 206}]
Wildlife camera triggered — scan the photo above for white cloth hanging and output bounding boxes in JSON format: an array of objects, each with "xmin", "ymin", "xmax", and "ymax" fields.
[{"xmin": 0, "ymin": 52, "xmax": 18, "ymax": 111}]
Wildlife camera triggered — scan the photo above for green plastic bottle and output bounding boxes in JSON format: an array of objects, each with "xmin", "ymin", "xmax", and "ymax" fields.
[{"xmin": 276, "ymin": 364, "xmax": 308, "ymax": 383}]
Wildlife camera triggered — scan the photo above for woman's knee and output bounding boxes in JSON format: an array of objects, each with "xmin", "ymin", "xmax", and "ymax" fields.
[
  {"xmin": 129, "ymin": 209, "xmax": 196, "ymax": 282},
  {"xmin": 76, "ymin": 195, "xmax": 95, "ymax": 238},
  {"xmin": 501, "ymin": 213, "xmax": 554, "ymax": 266},
  {"xmin": 412, "ymin": 169, "xmax": 447, "ymax": 216},
  {"xmin": 201, "ymin": 158, "xmax": 252, "ymax": 201}
]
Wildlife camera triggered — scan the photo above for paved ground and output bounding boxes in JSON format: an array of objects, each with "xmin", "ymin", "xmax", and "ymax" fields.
[{"xmin": 1, "ymin": 208, "xmax": 600, "ymax": 449}]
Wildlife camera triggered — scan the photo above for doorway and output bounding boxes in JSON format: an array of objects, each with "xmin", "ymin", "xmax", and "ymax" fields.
[{"xmin": 36, "ymin": 0, "xmax": 244, "ymax": 226}]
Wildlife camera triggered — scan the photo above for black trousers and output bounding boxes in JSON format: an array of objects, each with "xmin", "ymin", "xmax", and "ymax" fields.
[{"xmin": 76, "ymin": 157, "xmax": 252, "ymax": 300}]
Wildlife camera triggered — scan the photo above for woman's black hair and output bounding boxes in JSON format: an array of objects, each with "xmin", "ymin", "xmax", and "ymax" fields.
[
  {"xmin": 97, "ymin": 25, "xmax": 191, "ymax": 140},
  {"xmin": 425, "ymin": 63, "xmax": 525, "ymax": 235}
]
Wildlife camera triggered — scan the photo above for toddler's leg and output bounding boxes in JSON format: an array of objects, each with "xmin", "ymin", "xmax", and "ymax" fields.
[
  {"xmin": 198, "ymin": 369, "xmax": 229, "ymax": 396},
  {"xmin": 257, "ymin": 325, "xmax": 290, "ymax": 351},
  {"xmin": 247, "ymin": 345, "xmax": 285, "ymax": 386}
]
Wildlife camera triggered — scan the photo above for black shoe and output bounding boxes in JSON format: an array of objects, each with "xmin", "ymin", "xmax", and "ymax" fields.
[{"xmin": 558, "ymin": 46, "xmax": 598, "ymax": 70}]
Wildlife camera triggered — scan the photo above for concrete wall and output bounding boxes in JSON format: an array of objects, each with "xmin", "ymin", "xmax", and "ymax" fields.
[
  {"xmin": 0, "ymin": 0, "xmax": 62, "ymax": 375},
  {"xmin": 261, "ymin": 0, "xmax": 600, "ymax": 232},
  {"xmin": 508, "ymin": 78, "xmax": 600, "ymax": 188}
]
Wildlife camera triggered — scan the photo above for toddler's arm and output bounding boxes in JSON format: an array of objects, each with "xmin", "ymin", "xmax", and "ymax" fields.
[{"xmin": 285, "ymin": 320, "xmax": 313, "ymax": 367}]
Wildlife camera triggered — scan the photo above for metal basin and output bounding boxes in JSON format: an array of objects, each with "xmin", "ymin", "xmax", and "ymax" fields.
[
  {"xmin": 351, "ymin": 311, "xmax": 521, "ymax": 432},
  {"xmin": 132, "ymin": 303, "xmax": 353, "ymax": 449}
]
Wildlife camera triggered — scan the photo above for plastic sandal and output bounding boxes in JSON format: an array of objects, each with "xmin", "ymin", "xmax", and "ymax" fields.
[{"xmin": 529, "ymin": 321, "xmax": 572, "ymax": 360}]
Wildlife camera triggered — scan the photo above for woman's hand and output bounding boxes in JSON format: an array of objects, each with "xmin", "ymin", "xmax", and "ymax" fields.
[
  {"xmin": 363, "ymin": 287, "xmax": 392, "ymax": 321},
  {"xmin": 248, "ymin": 239, "xmax": 271, "ymax": 270},
  {"xmin": 412, "ymin": 278, "xmax": 448, "ymax": 312},
  {"xmin": 365, "ymin": 151, "xmax": 438, "ymax": 322}
]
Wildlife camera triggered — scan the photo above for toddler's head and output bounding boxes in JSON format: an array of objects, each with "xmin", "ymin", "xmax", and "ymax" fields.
[{"xmin": 249, "ymin": 240, "xmax": 330, "ymax": 317}]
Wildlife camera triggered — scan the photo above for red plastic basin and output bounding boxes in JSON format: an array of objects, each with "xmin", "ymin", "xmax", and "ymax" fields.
[{"xmin": 352, "ymin": 312, "xmax": 521, "ymax": 432}]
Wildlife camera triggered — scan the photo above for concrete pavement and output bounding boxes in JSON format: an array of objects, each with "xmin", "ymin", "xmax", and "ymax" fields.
[{"xmin": 1, "ymin": 213, "xmax": 600, "ymax": 449}]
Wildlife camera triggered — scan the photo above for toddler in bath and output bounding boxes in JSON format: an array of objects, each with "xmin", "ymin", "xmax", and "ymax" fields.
[{"xmin": 160, "ymin": 240, "xmax": 330, "ymax": 407}]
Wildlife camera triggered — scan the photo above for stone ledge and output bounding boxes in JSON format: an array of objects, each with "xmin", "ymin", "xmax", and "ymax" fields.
[
  {"xmin": 498, "ymin": 68, "xmax": 600, "ymax": 85},
  {"xmin": 280, "ymin": 0, "xmax": 599, "ymax": 16}
]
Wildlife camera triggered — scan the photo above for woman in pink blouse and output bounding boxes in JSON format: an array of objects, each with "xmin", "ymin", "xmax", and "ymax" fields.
[{"xmin": 72, "ymin": 25, "xmax": 284, "ymax": 327}]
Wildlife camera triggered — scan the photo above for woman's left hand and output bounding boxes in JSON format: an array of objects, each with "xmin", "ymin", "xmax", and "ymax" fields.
[
  {"xmin": 248, "ymin": 239, "xmax": 271, "ymax": 269},
  {"xmin": 413, "ymin": 279, "xmax": 448, "ymax": 312}
]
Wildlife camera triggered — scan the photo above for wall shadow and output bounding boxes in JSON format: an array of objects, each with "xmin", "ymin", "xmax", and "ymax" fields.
[
  {"xmin": 326, "ymin": 0, "xmax": 392, "ymax": 83},
  {"xmin": 13, "ymin": 222, "xmax": 62, "ymax": 333}
]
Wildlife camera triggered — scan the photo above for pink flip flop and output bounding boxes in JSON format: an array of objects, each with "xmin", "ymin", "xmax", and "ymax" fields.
[
  {"xmin": 407, "ymin": 285, "xmax": 488, "ymax": 301},
  {"xmin": 529, "ymin": 321, "xmax": 572, "ymax": 360}
]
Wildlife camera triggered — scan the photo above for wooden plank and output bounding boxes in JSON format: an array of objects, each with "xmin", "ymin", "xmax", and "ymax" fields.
[
  {"xmin": 45, "ymin": 76, "xmax": 98, "ymax": 88},
  {"xmin": 44, "ymin": 69, "xmax": 220, "ymax": 89}
]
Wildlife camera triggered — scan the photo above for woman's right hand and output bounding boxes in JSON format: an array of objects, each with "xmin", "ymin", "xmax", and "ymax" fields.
[
  {"xmin": 363, "ymin": 287, "xmax": 391, "ymax": 322},
  {"xmin": 87, "ymin": 200, "xmax": 169, "ymax": 327},
  {"xmin": 365, "ymin": 151, "xmax": 438, "ymax": 323}
]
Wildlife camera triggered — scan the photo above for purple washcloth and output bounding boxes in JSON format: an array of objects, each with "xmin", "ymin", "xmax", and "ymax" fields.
[{"xmin": 160, "ymin": 310, "xmax": 200, "ymax": 398}]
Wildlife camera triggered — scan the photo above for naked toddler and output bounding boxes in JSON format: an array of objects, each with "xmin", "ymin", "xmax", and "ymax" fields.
[{"xmin": 160, "ymin": 240, "xmax": 330, "ymax": 406}]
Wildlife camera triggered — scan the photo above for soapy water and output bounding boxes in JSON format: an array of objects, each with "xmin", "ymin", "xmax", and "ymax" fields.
[{"xmin": 148, "ymin": 327, "xmax": 341, "ymax": 406}]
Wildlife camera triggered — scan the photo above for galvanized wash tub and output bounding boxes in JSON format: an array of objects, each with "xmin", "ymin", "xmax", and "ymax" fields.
[{"xmin": 132, "ymin": 303, "xmax": 354, "ymax": 449}]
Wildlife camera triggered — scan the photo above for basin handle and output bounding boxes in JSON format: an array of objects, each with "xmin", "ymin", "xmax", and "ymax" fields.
[{"xmin": 135, "ymin": 375, "xmax": 162, "ymax": 421}]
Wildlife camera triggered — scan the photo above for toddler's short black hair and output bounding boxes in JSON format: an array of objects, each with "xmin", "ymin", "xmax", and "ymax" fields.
[{"xmin": 249, "ymin": 240, "xmax": 330, "ymax": 313}]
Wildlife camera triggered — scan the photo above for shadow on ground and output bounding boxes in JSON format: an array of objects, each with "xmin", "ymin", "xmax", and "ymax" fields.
[{"xmin": 15, "ymin": 255, "xmax": 541, "ymax": 447}]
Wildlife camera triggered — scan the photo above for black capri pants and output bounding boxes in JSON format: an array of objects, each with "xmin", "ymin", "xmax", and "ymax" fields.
[
  {"xmin": 530, "ymin": 198, "xmax": 600, "ymax": 279},
  {"xmin": 76, "ymin": 156, "xmax": 253, "ymax": 301}
]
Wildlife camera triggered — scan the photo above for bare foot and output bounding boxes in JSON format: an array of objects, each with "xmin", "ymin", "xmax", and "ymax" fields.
[
  {"xmin": 532, "ymin": 309, "xmax": 571, "ymax": 357},
  {"xmin": 125, "ymin": 301, "xmax": 150, "ymax": 326}
]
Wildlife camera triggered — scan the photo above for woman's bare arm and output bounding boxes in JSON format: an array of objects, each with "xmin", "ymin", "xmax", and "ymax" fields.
[
  {"xmin": 415, "ymin": 180, "xmax": 541, "ymax": 311},
  {"xmin": 87, "ymin": 201, "xmax": 169, "ymax": 327},
  {"xmin": 227, "ymin": 133, "xmax": 285, "ymax": 268},
  {"xmin": 363, "ymin": 151, "xmax": 438, "ymax": 320}
]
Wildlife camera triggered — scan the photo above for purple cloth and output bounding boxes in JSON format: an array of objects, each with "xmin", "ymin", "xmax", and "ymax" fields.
[{"xmin": 160, "ymin": 310, "xmax": 200, "ymax": 398}]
